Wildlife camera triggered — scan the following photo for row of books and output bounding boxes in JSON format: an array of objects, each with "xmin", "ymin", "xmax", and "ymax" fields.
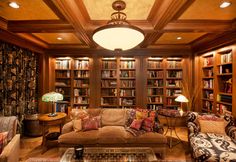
[
  {"xmin": 74, "ymin": 88, "xmax": 90, "ymax": 96},
  {"xmin": 74, "ymin": 80, "xmax": 89, "ymax": 87},
  {"xmin": 148, "ymin": 96, "xmax": 163, "ymax": 103},
  {"xmin": 120, "ymin": 61, "xmax": 135, "ymax": 69},
  {"xmin": 73, "ymin": 97, "xmax": 89, "ymax": 104},
  {"xmin": 56, "ymin": 71, "xmax": 70, "ymax": 78},
  {"xmin": 203, "ymin": 100, "xmax": 213, "ymax": 111},
  {"xmin": 74, "ymin": 71, "xmax": 89, "ymax": 78},
  {"xmin": 119, "ymin": 98, "xmax": 135, "ymax": 105},
  {"xmin": 217, "ymin": 94, "xmax": 232, "ymax": 103},
  {"xmin": 216, "ymin": 103, "xmax": 232, "ymax": 115},
  {"xmin": 74, "ymin": 60, "xmax": 89, "ymax": 69},
  {"xmin": 121, "ymin": 80, "xmax": 135, "ymax": 88},
  {"xmin": 147, "ymin": 71, "xmax": 163, "ymax": 78},
  {"xmin": 55, "ymin": 88, "xmax": 70, "ymax": 95},
  {"xmin": 147, "ymin": 88, "xmax": 163, "ymax": 95},
  {"xmin": 147, "ymin": 80, "xmax": 163, "ymax": 87},
  {"xmin": 166, "ymin": 80, "xmax": 181, "ymax": 87},
  {"xmin": 120, "ymin": 71, "xmax": 135, "ymax": 78},
  {"xmin": 166, "ymin": 98, "xmax": 179, "ymax": 105},
  {"xmin": 147, "ymin": 61, "xmax": 162, "ymax": 69},
  {"xmin": 167, "ymin": 61, "xmax": 182, "ymax": 68},
  {"xmin": 203, "ymin": 90, "xmax": 213, "ymax": 99},
  {"xmin": 203, "ymin": 56, "xmax": 213, "ymax": 67},
  {"xmin": 101, "ymin": 70, "xmax": 116, "ymax": 78},
  {"xmin": 101, "ymin": 98, "xmax": 117, "ymax": 105},
  {"xmin": 120, "ymin": 89, "xmax": 135, "ymax": 97},
  {"xmin": 203, "ymin": 79, "xmax": 214, "ymax": 89},
  {"xmin": 220, "ymin": 52, "xmax": 232, "ymax": 64},
  {"xmin": 101, "ymin": 80, "xmax": 117, "ymax": 87},
  {"xmin": 147, "ymin": 104, "xmax": 163, "ymax": 110},
  {"xmin": 167, "ymin": 71, "xmax": 182, "ymax": 78},
  {"xmin": 55, "ymin": 60, "xmax": 70, "ymax": 69},
  {"xmin": 101, "ymin": 89, "xmax": 117, "ymax": 96},
  {"xmin": 102, "ymin": 61, "xmax": 117, "ymax": 69},
  {"xmin": 166, "ymin": 89, "xmax": 182, "ymax": 96},
  {"xmin": 203, "ymin": 68, "xmax": 213, "ymax": 77},
  {"xmin": 55, "ymin": 81, "xmax": 69, "ymax": 87}
]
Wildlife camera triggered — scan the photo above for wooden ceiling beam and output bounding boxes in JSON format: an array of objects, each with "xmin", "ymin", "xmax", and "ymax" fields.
[
  {"xmin": 163, "ymin": 20, "xmax": 233, "ymax": 32},
  {"xmin": 8, "ymin": 20, "xmax": 74, "ymax": 33},
  {"xmin": 43, "ymin": 0, "xmax": 67, "ymax": 21},
  {"xmin": 0, "ymin": 17, "xmax": 7, "ymax": 30},
  {"xmin": 53, "ymin": 0, "xmax": 96, "ymax": 48}
]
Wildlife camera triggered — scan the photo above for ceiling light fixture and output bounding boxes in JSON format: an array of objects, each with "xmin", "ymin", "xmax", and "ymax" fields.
[
  {"xmin": 177, "ymin": 37, "xmax": 182, "ymax": 40},
  {"xmin": 92, "ymin": 0, "xmax": 144, "ymax": 51},
  {"xmin": 57, "ymin": 37, "xmax": 63, "ymax": 40},
  {"xmin": 9, "ymin": 2, "xmax": 20, "ymax": 9},
  {"xmin": 220, "ymin": 1, "xmax": 231, "ymax": 8}
]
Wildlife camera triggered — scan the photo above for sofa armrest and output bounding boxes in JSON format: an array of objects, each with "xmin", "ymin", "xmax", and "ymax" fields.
[
  {"xmin": 187, "ymin": 121, "xmax": 199, "ymax": 135},
  {"xmin": 226, "ymin": 125, "xmax": 236, "ymax": 143},
  {"xmin": 0, "ymin": 134, "xmax": 20, "ymax": 162},
  {"xmin": 62, "ymin": 121, "xmax": 73, "ymax": 134}
]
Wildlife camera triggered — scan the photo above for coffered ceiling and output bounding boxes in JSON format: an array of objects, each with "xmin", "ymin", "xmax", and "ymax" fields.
[{"xmin": 0, "ymin": 0, "xmax": 235, "ymax": 53}]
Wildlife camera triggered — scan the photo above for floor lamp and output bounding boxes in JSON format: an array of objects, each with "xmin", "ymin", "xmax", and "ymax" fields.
[
  {"xmin": 175, "ymin": 94, "xmax": 189, "ymax": 116},
  {"xmin": 42, "ymin": 92, "xmax": 63, "ymax": 117}
]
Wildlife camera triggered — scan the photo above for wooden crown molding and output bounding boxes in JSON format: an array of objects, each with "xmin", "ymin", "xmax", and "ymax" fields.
[
  {"xmin": 0, "ymin": 17, "xmax": 7, "ymax": 30},
  {"xmin": 8, "ymin": 20, "xmax": 74, "ymax": 33},
  {"xmin": 43, "ymin": 0, "xmax": 67, "ymax": 21}
]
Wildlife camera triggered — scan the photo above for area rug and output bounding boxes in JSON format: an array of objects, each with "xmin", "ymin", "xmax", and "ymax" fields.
[{"xmin": 25, "ymin": 157, "xmax": 60, "ymax": 162}]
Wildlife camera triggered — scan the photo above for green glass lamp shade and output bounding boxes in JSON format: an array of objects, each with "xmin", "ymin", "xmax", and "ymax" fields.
[{"xmin": 42, "ymin": 92, "xmax": 63, "ymax": 102}]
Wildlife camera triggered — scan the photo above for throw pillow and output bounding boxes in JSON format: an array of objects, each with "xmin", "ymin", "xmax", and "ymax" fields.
[
  {"xmin": 198, "ymin": 118, "xmax": 225, "ymax": 135},
  {"xmin": 70, "ymin": 109, "xmax": 88, "ymax": 120},
  {"xmin": 0, "ymin": 132, "xmax": 8, "ymax": 154},
  {"xmin": 72, "ymin": 119, "xmax": 82, "ymax": 132},
  {"xmin": 130, "ymin": 119, "xmax": 143, "ymax": 130},
  {"xmin": 125, "ymin": 109, "xmax": 136, "ymax": 127},
  {"xmin": 82, "ymin": 116, "xmax": 100, "ymax": 131},
  {"xmin": 135, "ymin": 109, "xmax": 148, "ymax": 120},
  {"xmin": 141, "ymin": 117, "xmax": 154, "ymax": 132}
]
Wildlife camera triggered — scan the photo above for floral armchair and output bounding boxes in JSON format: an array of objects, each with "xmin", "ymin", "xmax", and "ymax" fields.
[{"xmin": 186, "ymin": 112, "xmax": 236, "ymax": 162}]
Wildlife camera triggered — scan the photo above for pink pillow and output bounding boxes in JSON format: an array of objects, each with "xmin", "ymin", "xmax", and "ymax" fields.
[
  {"xmin": 0, "ymin": 132, "xmax": 8, "ymax": 154},
  {"xmin": 82, "ymin": 116, "xmax": 100, "ymax": 131},
  {"xmin": 130, "ymin": 119, "xmax": 143, "ymax": 130},
  {"xmin": 142, "ymin": 117, "xmax": 154, "ymax": 132}
]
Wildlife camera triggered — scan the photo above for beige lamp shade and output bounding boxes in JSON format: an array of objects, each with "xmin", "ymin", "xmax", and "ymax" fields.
[{"xmin": 175, "ymin": 94, "xmax": 189, "ymax": 103}]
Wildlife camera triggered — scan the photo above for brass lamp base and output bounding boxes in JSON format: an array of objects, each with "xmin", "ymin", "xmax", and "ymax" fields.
[{"xmin": 48, "ymin": 113, "xmax": 57, "ymax": 117}]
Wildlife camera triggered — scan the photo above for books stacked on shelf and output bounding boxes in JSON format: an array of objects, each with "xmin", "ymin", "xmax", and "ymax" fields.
[
  {"xmin": 147, "ymin": 80, "xmax": 163, "ymax": 87},
  {"xmin": 203, "ymin": 100, "xmax": 213, "ymax": 112},
  {"xmin": 55, "ymin": 80, "xmax": 70, "ymax": 87},
  {"xmin": 203, "ymin": 69, "xmax": 213, "ymax": 77},
  {"xmin": 120, "ymin": 71, "xmax": 135, "ymax": 78},
  {"xmin": 74, "ymin": 88, "xmax": 90, "ymax": 96},
  {"xmin": 120, "ymin": 89, "xmax": 135, "ymax": 97},
  {"xmin": 147, "ymin": 88, "xmax": 163, "ymax": 95},
  {"xmin": 203, "ymin": 56, "xmax": 213, "ymax": 67},
  {"xmin": 203, "ymin": 90, "xmax": 214, "ymax": 100},
  {"xmin": 216, "ymin": 103, "xmax": 232, "ymax": 115},
  {"xmin": 166, "ymin": 98, "xmax": 179, "ymax": 106},
  {"xmin": 55, "ymin": 59, "xmax": 70, "ymax": 69},
  {"xmin": 217, "ymin": 94, "xmax": 232, "ymax": 103},
  {"xmin": 74, "ymin": 59, "xmax": 89, "ymax": 69},
  {"xmin": 167, "ymin": 71, "xmax": 182, "ymax": 78},
  {"xmin": 74, "ymin": 97, "xmax": 89, "ymax": 104},
  {"xmin": 56, "ymin": 71, "xmax": 70, "ymax": 78},
  {"xmin": 147, "ymin": 60, "xmax": 162, "ymax": 69},
  {"xmin": 166, "ymin": 80, "xmax": 181, "ymax": 87},
  {"xmin": 167, "ymin": 60, "xmax": 182, "ymax": 68},
  {"xmin": 220, "ymin": 51, "xmax": 232, "ymax": 64},
  {"xmin": 56, "ymin": 101, "xmax": 69, "ymax": 113},
  {"xmin": 101, "ymin": 89, "xmax": 117, "ymax": 96},
  {"xmin": 147, "ymin": 104, "xmax": 163, "ymax": 110},
  {"xmin": 147, "ymin": 71, "xmax": 163, "ymax": 78},
  {"xmin": 102, "ymin": 60, "xmax": 117, "ymax": 69},
  {"xmin": 101, "ymin": 98, "xmax": 118, "ymax": 106},
  {"xmin": 120, "ymin": 61, "xmax": 135, "ymax": 69},
  {"xmin": 74, "ymin": 80, "xmax": 89, "ymax": 87},
  {"xmin": 120, "ymin": 80, "xmax": 135, "ymax": 88},
  {"xmin": 148, "ymin": 96, "xmax": 163, "ymax": 103},
  {"xmin": 119, "ymin": 98, "xmax": 135, "ymax": 106},
  {"xmin": 166, "ymin": 89, "xmax": 182, "ymax": 96},
  {"xmin": 102, "ymin": 70, "xmax": 116, "ymax": 78},
  {"xmin": 101, "ymin": 80, "xmax": 117, "ymax": 87},
  {"xmin": 203, "ymin": 79, "xmax": 213, "ymax": 89},
  {"xmin": 74, "ymin": 71, "xmax": 89, "ymax": 77}
]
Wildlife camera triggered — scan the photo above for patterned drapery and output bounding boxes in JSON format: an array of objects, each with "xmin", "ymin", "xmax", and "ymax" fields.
[{"xmin": 0, "ymin": 41, "xmax": 39, "ymax": 118}]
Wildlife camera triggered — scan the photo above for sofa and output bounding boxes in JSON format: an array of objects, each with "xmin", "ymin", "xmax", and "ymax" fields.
[
  {"xmin": 186, "ymin": 112, "xmax": 236, "ymax": 161},
  {"xmin": 59, "ymin": 108, "xmax": 167, "ymax": 158},
  {"xmin": 0, "ymin": 116, "xmax": 20, "ymax": 162}
]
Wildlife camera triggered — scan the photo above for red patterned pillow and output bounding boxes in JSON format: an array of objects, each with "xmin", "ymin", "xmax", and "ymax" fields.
[
  {"xmin": 142, "ymin": 117, "xmax": 154, "ymax": 132},
  {"xmin": 135, "ymin": 109, "xmax": 148, "ymax": 120},
  {"xmin": 0, "ymin": 132, "xmax": 8, "ymax": 154},
  {"xmin": 130, "ymin": 119, "xmax": 143, "ymax": 130},
  {"xmin": 82, "ymin": 116, "xmax": 100, "ymax": 131}
]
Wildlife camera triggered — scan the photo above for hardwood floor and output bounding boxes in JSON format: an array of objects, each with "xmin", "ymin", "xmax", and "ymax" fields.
[{"xmin": 19, "ymin": 127, "xmax": 193, "ymax": 162}]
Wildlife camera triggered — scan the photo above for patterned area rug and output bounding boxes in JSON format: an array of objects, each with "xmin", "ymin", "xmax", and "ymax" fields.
[{"xmin": 26, "ymin": 157, "xmax": 60, "ymax": 162}]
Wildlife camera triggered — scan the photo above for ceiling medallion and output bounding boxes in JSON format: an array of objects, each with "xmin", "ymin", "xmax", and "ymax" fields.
[{"xmin": 92, "ymin": 0, "xmax": 144, "ymax": 51}]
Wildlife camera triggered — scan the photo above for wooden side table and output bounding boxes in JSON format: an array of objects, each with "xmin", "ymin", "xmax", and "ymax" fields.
[{"xmin": 38, "ymin": 112, "xmax": 67, "ymax": 153}]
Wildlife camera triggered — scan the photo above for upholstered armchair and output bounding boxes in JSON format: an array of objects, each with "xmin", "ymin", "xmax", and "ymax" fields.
[
  {"xmin": 0, "ymin": 116, "xmax": 20, "ymax": 162},
  {"xmin": 186, "ymin": 112, "xmax": 236, "ymax": 161}
]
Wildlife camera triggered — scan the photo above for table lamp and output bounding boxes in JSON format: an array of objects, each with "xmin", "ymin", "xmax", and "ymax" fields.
[
  {"xmin": 42, "ymin": 92, "xmax": 63, "ymax": 117},
  {"xmin": 175, "ymin": 94, "xmax": 189, "ymax": 116}
]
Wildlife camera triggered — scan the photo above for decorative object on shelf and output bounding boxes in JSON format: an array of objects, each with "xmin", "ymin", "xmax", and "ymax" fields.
[
  {"xmin": 42, "ymin": 92, "xmax": 63, "ymax": 117},
  {"xmin": 175, "ymin": 94, "xmax": 189, "ymax": 116},
  {"xmin": 92, "ymin": 0, "xmax": 144, "ymax": 51}
]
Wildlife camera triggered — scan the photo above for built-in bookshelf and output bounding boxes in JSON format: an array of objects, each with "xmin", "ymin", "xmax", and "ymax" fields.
[
  {"xmin": 73, "ymin": 58, "xmax": 90, "ymax": 109},
  {"xmin": 55, "ymin": 58, "xmax": 72, "ymax": 104},
  {"xmin": 119, "ymin": 58, "xmax": 136, "ymax": 108},
  {"xmin": 146, "ymin": 57, "xmax": 164, "ymax": 110},
  {"xmin": 201, "ymin": 54, "xmax": 214, "ymax": 113},
  {"xmin": 165, "ymin": 58, "xmax": 183, "ymax": 109}
]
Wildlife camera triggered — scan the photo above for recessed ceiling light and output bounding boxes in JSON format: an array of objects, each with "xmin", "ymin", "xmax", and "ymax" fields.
[
  {"xmin": 57, "ymin": 37, "xmax": 63, "ymax": 40},
  {"xmin": 220, "ymin": 1, "xmax": 231, "ymax": 8},
  {"xmin": 9, "ymin": 2, "xmax": 20, "ymax": 9},
  {"xmin": 177, "ymin": 37, "xmax": 182, "ymax": 40}
]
